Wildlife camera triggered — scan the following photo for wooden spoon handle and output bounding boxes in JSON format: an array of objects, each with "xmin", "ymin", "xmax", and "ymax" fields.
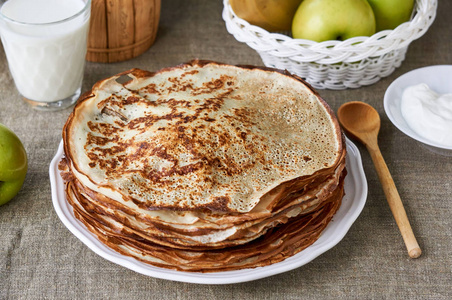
[{"xmin": 367, "ymin": 143, "xmax": 422, "ymax": 258}]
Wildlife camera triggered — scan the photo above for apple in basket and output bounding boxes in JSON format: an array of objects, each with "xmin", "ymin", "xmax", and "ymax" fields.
[
  {"xmin": 367, "ymin": 0, "xmax": 415, "ymax": 31},
  {"xmin": 292, "ymin": 0, "xmax": 376, "ymax": 42},
  {"xmin": 229, "ymin": 0, "xmax": 303, "ymax": 31},
  {"xmin": 0, "ymin": 123, "xmax": 27, "ymax": 206}
]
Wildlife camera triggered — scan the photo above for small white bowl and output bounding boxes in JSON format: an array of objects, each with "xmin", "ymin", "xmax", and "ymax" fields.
[{"xmin": 384, "ymin": 65, "xmax": 452, "ymax": 156}]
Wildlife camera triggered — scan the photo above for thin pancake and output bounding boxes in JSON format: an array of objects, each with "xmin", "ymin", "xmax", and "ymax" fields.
[
  {"xmin": 67, "ymin": 175, "xmax": 345, "ymax": 272},
  {"xmin": 60, "ymin": 60, "xmax": 347, "ymax": 272},
  {"xmin": 63, "ymin": 60, "xmax": 344, "ymax": 214}
]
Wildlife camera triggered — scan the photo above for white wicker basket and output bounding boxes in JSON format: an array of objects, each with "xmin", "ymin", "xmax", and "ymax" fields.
[{"xmin": 223, "ymin": 0, "xmax": 437, "ymax": 89}]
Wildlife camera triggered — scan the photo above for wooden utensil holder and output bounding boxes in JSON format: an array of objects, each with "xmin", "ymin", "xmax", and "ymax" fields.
[{"xmin": 87, "ymin": 0, "xmax": 161, "ymax": 63}]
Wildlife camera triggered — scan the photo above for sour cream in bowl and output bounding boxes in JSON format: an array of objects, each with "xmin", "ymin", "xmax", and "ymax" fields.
[{"xmin": 384, "ymin": 65, "xmax": 452, "ymax": 156}]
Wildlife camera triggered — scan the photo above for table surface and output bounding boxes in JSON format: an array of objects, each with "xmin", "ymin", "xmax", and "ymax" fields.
[{"xmin": 1, "ymin": 1, "xmax": 451, "ymax": 299}]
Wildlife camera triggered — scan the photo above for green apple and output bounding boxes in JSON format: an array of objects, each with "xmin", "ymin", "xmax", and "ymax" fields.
[
  {"xmin": 292, "ymin": 0, "xmax": 376, "ymax": 42},
  {"xmin": 366, "ymin": 0, "xmax": 414, "ymax": 31},
  {"xmin": 0, "ymin": 123, "xmax": 27, "ymax": 206}
]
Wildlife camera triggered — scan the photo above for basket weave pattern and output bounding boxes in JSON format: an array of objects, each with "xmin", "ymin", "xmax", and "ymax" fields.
[{"xmin": 223, "ymin": 0, "xmax": 437, "ymax": 89}]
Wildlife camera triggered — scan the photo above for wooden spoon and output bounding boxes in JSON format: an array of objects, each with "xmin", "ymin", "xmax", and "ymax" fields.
[{"xmin": 337, "ymin": 101, "xmax": 421, "ymax": 259}]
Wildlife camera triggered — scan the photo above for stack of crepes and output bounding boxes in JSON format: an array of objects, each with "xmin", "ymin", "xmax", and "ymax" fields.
[{"xmin": 59, "ymin": 60, "xmax": 347, "ymax": 272}]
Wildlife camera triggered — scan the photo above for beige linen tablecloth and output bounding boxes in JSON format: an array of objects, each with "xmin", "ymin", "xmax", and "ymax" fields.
[{"xmin": 1, "ymin": 1, "xmax": 451, "ymax": 299}]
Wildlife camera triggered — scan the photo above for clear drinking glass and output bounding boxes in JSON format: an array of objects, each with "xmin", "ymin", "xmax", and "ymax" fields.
[{"xmin": 0, "ymin": 0, "xmax": 91, "ymax": 111}]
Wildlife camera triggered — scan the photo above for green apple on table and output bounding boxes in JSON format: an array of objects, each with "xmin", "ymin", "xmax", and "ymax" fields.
[
  {"xmin": 0, "ymin": 123, "xmax": 28, "ymax": 206},
  {"xmin": 292, "ymin": 0, "xmax": 376, "ymax": 42},
  {"xmin": 367, "ymin": 0, "xmax": 415, "ymax": 31}
]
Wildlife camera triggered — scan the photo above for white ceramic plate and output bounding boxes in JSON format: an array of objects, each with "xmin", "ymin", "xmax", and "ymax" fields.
[
  {"xmin": 49, "ymin": 138, "xmax": 367, "ymax": 284},
  {"xmin": 384, "ymin": 65, "xmax": 452, "ymax": 155}
]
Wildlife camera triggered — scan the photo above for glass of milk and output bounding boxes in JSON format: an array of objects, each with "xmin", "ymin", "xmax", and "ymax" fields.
[{"xmin": 0, "ymin": 0, "xmax": 91, "ymax": 111}]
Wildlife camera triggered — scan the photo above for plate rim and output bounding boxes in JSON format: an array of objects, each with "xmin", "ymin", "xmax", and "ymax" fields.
[{"xmin": 49, "ymin": 137, "xmax": 368, "ymax": 284}]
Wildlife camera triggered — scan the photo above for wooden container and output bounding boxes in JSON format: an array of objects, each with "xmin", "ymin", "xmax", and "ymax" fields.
[{"xmin": 87, "ymin": 0, "xmax": 161, "ymax": 63}]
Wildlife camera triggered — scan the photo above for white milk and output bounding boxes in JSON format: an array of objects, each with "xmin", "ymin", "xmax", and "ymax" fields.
[{"xmin": 0, "ymin": 0, "xmax": 90, "ymax": 103}]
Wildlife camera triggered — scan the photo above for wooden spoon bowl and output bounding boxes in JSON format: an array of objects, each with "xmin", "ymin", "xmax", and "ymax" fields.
[{"xmin": 337, "ymin": 101, "xmax": 380, "ymax": 144}]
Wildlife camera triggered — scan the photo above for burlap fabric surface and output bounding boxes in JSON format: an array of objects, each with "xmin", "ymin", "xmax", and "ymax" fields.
[{"xmin": 1, "ymin": 1, "xmax": 451, "ymax": 299}]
